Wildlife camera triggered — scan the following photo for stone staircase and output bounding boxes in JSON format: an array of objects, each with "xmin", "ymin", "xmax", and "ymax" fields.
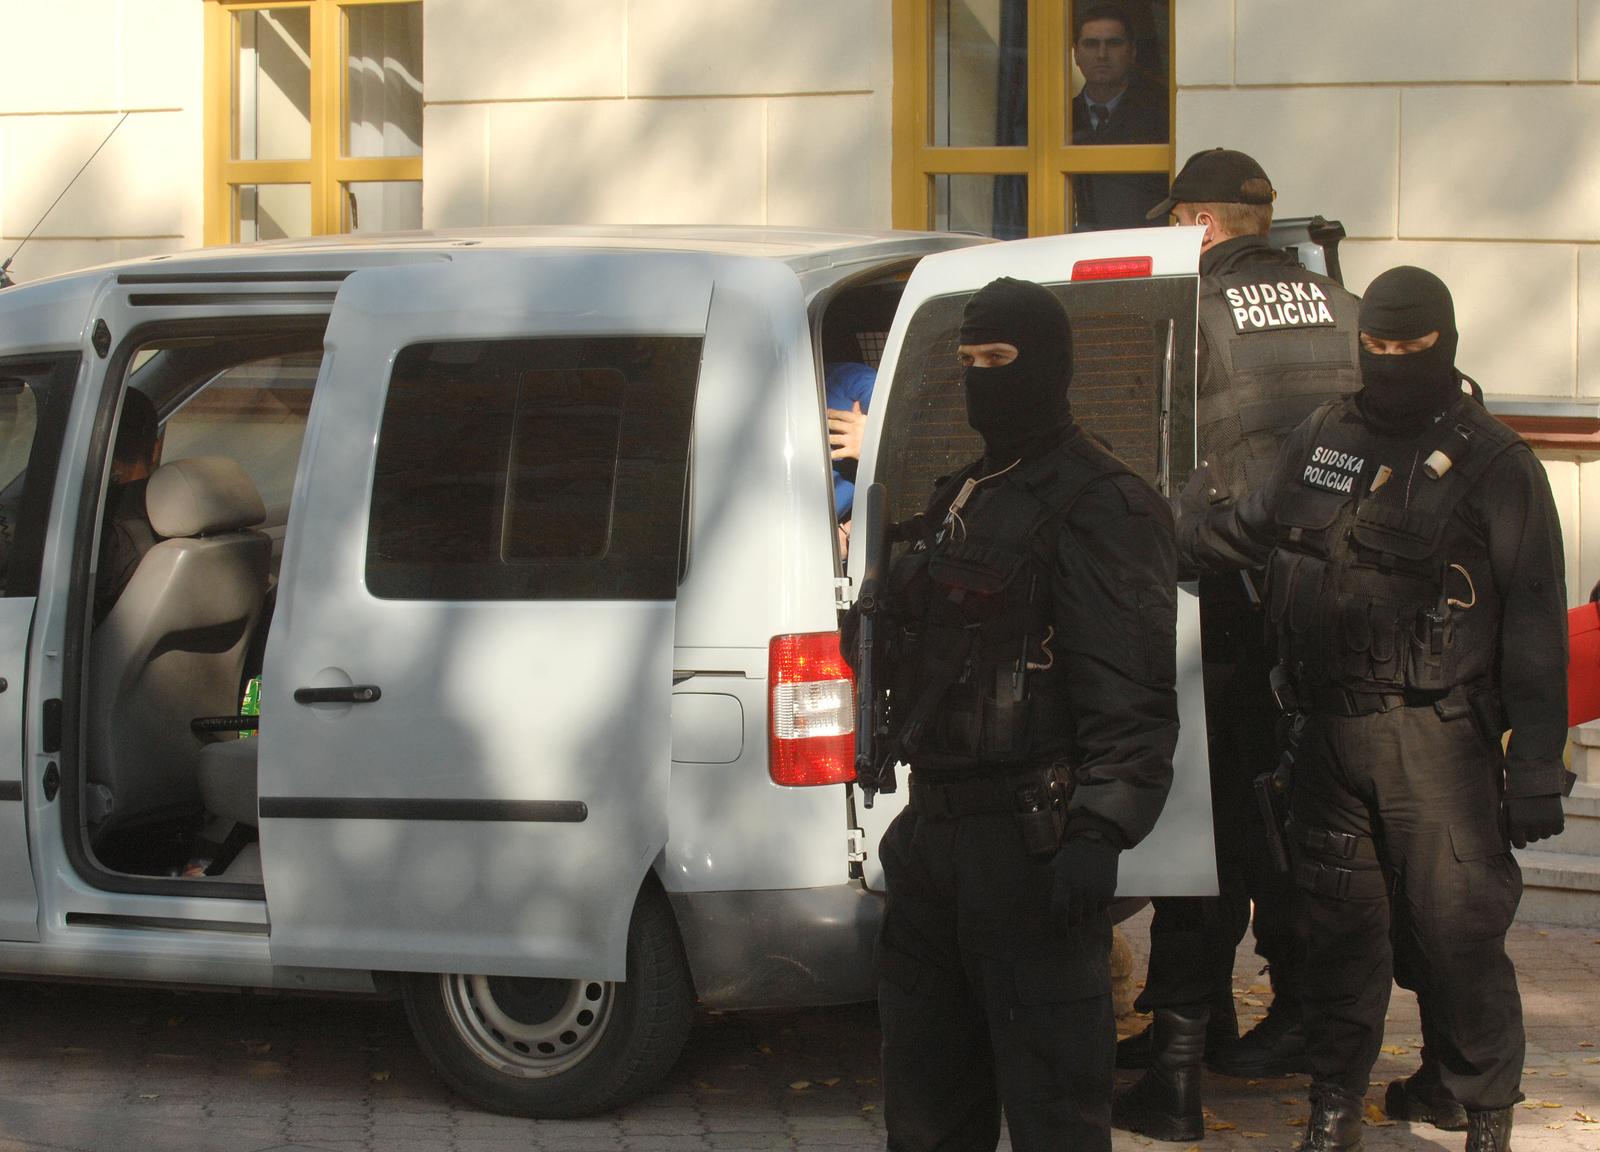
[{"xmin": 1515, "ymin": 725, "xmax": 1600, "ymax": 927}]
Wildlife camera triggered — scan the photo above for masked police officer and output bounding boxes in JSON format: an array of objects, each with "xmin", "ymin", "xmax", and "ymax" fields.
[
  {"xmin": 1177, "ymin": 266, "xmax": 1567, "ymax": 1152},
  {"xmin": 1114, "ymin": 148, "xmax": 1361, "ymax": 1142},
  {"xmin": 850, "ymin": 277, "xmax": 1178, "ymax": 1152}
]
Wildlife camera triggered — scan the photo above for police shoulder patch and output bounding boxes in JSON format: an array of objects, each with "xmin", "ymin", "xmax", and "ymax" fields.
[{"xmin": 1225, "ymin": 278, "xmax": 1337, "ymax": 334}]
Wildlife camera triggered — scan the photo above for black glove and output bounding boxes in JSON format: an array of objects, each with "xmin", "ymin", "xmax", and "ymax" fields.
[
  {"xmin": 1504, "ymin": 793, "xmax": 1564, "ymax": 849},
  {"xmin": 1051, "ymin": 825, "xmax": 1121, "ymax": 926}
]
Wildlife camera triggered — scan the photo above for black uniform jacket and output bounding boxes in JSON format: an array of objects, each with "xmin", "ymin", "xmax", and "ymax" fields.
[{"xmin": 1176, "ymin": 395, "xmax": 1569, "ymax": 794}]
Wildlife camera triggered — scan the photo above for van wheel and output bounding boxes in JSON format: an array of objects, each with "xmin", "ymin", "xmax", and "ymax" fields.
[{"xmin": 401, "ymin": 881, "xmax": 694, "ymax": 1118}]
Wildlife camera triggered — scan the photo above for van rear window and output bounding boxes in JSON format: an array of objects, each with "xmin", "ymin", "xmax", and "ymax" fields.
[
  {"xmin": 874, "ymin": 279, "xmax": 1197, "ymax": 532},
  {"xmin": 365, "ymin": 336, "xmax": 700, "ymax": 601}
]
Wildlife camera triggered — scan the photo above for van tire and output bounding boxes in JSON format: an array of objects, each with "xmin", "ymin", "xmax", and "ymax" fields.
[{"xmin": 401, "ymin": 880, "xmax": 695, "ymax": 1118}]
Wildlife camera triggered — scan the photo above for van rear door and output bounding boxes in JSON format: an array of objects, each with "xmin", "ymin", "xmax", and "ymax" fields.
[
  {"xmin": 261, "ymin": 251, "xmax": 711, "ymax": 980},
  {"xmin": 849, "ymin": 227, "xmax": 1217, "ymax": 898}
]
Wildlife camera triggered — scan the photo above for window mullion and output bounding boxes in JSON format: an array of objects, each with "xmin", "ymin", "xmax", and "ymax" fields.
[{"xmin": 310, "ymin": 0, "xmax": 339, "ymax": 234}]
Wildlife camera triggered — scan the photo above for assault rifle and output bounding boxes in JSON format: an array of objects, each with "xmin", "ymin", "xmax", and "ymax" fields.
[{"xmin": 853, "ymin": 482, "xmax": 895, "ymax": 807}]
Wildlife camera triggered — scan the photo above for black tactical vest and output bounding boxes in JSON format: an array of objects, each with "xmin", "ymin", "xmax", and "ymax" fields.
[
  {"xmin": 885, "ymin": 431, "xmax": 1131, "ymax": 773},
  {"xmin": 1265, "ymin": 395, "xmax": 1524, "ymax": 695},
  {"xmin": 1197, "ymin": 256, "xmax": 1361, "ymax": 500}
]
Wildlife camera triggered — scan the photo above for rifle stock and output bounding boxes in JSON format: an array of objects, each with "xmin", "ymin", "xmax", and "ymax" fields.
[{"xmin": 854, "ymin": 483, "xmax": 892, "ymax": 807}]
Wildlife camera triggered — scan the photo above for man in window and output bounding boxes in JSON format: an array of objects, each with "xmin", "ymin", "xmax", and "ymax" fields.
[{"xmin": 1070, "ymin": 3, "xmax": 1169, "ymax": 232}]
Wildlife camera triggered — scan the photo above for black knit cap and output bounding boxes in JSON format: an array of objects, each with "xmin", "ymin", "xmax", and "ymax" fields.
[
  {"xmin": 958, "ymin": 276, "xmax": 1073, "ymax": 370},
  {"xmin": 1359, "ymin": 265, "xmax": 1456, "ymax": 341},
  {"xmin": 1146, "ymin": 147, "xmax": 1275, "ymax": 220}
]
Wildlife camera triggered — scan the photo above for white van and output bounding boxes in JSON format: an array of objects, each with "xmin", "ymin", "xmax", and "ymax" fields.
[{"xmin": 0, "ymin": 225, "xmax": 1217, "ymax": 1117}]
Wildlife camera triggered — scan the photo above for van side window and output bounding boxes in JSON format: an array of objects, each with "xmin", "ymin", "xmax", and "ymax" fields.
[
  {"xmin": 366, "ymin": 336, "xmax": 701, "ymax": 601},
  {"xmin": 0, "ymin": 355, "xmax": 78, "ymax": 598}
]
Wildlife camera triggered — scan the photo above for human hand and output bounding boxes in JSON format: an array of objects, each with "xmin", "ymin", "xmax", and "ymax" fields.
[
  {"xmin": 1504, "ymin": 794, "xmax": 1564, "ymax": 848},
  {"xmin": 1050, "ymin": 829, "xmax": 1120, "ymax": 926},
  {"xmin": 827, "ymin": 401, "xmax": 866, "ymax": 462},
  {"xmin": 837, "ymin": 518, "xmax": 853, "ymax": 558}
]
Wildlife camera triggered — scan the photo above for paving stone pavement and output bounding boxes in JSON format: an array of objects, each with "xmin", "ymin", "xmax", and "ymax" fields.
[{"xmin": 0, "ymin": 908, "xmax": 1595, "ymax": 1151}]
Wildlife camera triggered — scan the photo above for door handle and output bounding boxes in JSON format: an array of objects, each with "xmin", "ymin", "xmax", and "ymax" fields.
[{"xmin": 293, "ymin": 685, "xmax": 382, "ymax": 705}]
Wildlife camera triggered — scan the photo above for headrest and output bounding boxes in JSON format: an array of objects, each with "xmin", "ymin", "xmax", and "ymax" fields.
[{"xmin": 145, "ymin": 456, "xmax": 265, "ymax": 539}]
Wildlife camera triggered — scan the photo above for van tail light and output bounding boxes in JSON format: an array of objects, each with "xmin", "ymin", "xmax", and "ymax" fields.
[
  {"xmin": 768, "ymin": 632, "xmax": 856, "ymax": 786},
  {"xmin": 1072, "ymin": 255, "xmax": 1153, "ymax": 281}
]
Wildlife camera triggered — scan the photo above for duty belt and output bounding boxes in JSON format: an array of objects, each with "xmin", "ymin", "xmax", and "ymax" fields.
[
  {"xmin": 908, "ymin": 766, "xmax": 1054, "ymax": 821},
  {"xmin": 1302, "ymin": 684, "xmax": 1446, "ymax": 717}
]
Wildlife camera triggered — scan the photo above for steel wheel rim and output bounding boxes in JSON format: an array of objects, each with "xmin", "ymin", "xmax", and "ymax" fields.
[{"xmin": 441, "ymin": 972, "xmax": 614, "ymax": 1078}]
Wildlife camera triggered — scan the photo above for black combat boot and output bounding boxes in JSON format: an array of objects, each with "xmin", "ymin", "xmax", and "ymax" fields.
[
  {"xmin": 1211, "ymin": 999, "xmax": 1308, "ymax": 1077},
  {"xmin": 1119, "ymin": 986, "xmax": 1236, "ymax": 1071},
  {"xmin": 1464, "ymin": 1107, "xmax": 1514, "ymax": 1152},
  {"xmin": 1111, "ymin": 1006, "xmax": 1209, "ymax": 1142},
  {"xmin": 1384, "ymin": 1063, "xmax": 1468, "ymax": 1131},
  {"xmin": 1293, "ymin": 1087, "xmax": 1364, "ymax": 1152}
]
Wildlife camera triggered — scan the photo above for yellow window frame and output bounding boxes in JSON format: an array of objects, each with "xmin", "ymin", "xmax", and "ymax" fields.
[
  {"xmin": 892, "ymin": 0, "xmax": 1175, "ymax": 237},
  {"xmin": 202, "ymin": 0, "xmax": 422, "ymax": 244}
]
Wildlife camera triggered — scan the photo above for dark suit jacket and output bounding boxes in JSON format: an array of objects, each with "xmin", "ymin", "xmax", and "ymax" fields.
[{"xmin": 1071, "ymin": 84, "xmax": 1170, "ymax": 232}]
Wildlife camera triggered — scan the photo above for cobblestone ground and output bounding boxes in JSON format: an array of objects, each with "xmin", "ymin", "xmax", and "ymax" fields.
[{"xmin": 0, "ymin": 911, "xmax": 1596, "ymax": 1151}]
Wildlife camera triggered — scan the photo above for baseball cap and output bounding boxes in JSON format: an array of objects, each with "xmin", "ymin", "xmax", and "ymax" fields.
[{"xmin": 1145, "ymin": 148, "xmax": 1276, "ymax": 220}]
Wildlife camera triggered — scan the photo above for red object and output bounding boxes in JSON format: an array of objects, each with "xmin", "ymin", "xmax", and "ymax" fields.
[
  {"xmin": 1071, "ymin": 256, "xmax": 1153, "ymax": 281},
  {"xmin": 1569, "ymin": 601, "xmax": 1600, "ymax": 727},
  {"xmin": 768, "ymin": 632, "xmax": 857, "ymax": 786}
]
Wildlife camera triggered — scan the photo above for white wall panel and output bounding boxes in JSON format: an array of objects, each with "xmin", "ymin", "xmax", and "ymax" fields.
[
  {"xmin": 1175, "ymin": 88, "xmax": 1397, "ymax": 240},
  {"xmin": 627, "ymin": 0, "xmax": 878, "ymax": 96},
  {"xmin": 425, "ymin": 0, "xmax": 626, "ymax": 102},
  {"xmin": 485, "ymin": 100, "xmax": 765, "ymax": 226},
  {"xmin": 1234, "ymin": 0, "xmax": 1572, "ymax": 85},
  {"xmin": 1174, "ymin": 0, "xmax": 1233, "ymax": 87},
  {"xmin": 766, "ymin": 95, "xmax": 890, "ymax": 229},
  {"xmin": 1339, "ymin": 240, "xmax": 1576, "ymax": 401}
]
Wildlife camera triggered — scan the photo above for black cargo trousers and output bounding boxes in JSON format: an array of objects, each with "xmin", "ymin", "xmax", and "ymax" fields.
[
  {"xmin": 1289, "ymin": 700, "xmax": 1525, "ymax": 1110},
  {"xmin": 1138, "ymin": 584, "xmax": 1300, "ymax": 1013},
  {"xmin": 878, "ymin": 794, "xmax": 1115, "ymax": 1152}
]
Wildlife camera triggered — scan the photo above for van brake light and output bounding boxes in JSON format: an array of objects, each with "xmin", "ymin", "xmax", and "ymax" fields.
[
  {"xmin": 1072, "ymin": 256, "xmax": 1153, "ymax": 281},
  {"xmin": 769, "ymin": 632, "xmax": 856, "ymax": 786}
]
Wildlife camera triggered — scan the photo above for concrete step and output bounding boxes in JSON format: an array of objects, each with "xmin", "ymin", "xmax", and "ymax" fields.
[
  {"xmin": 1514, "ymin": 846, "xmax": 1600, "ymax": 928},
  {"xmin": 1548, "ymin": 783, "xmax": 1600, "ymax": 856}
]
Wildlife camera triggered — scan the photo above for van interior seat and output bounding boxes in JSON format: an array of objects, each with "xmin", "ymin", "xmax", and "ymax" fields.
[
  {"xmin": 197, "ymin": 736, "xmax": 258, "ymax": 827},
  {"xmin": 88, "ymin": 455, "xmax": 270, "ymax": 838}
]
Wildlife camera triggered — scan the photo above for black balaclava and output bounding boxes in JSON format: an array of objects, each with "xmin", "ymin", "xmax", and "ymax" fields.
[
  {"xmin": 1356, "ymin": 265, "xmax": 1461, "ymax": 436},
  {"xmin": 958, "ymin": 277, "xmax": 1074, "ymax": 461}
]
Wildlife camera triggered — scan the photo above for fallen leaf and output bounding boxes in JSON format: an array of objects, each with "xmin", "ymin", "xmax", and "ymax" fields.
[
  {"xmin": 1575, "ymin": 1111, "xmax": 1597, "ymax": 1123},
  {"xmin": 1246, "ymin": 984, "xmax": 1271, "ymax": 995},
  {"xmin": 137, "ymin": 1093, "xmax": 159, "ymax": 1100},
  {"xmin": 369, "ymin": 1070, "xmax": 389, "ymax": 1082},
  {"xmin": 861, "ymin": 1103, "xmax": 876, "ymax": 1113},
  {"xmin": 1208, "ymin": 1120, "xmax": 1237, "ymax": 1131},
  {"xmin": 1547, "ymin": 1071, "xmax": 1569, "ymax": 1078},
  {"xmin": 1538, "ymin": 930, "xmax": 1549, "ymax": 937},
  {"xmin": 757, "ymin": 1043, "xmax": 773, "ymax": 1055},
  {"xmin": 1245, "ymin": 1080, "xmax": 1261, "ymax": 1087},
  {"xmin": 818, "ymin": 1077, "xmax": 840, "ymax": 1087},
  {"xmin": 1363, "ymin": 1104, "xmax": 1396, "ymax": 1127},
  {"xmin": 1584, "ymin": 1058, "xmax": 1600, "ymax": 1065},
  {"xmin": 1379, "ymin": 1045, "xmax": 1410, "ymax": 1056},
  {"xmin": 1243, "ymin": 1132, "xmax": 1268, "ymax": 1140},
  {"xmin": 1580, "ymin": 1041, "xmax": 1596, "ymax": 1049},
  {"xmin": 1280, "ymin": 1098, "xmax": 1301, "ymax": 1106},
  {"xmin": 1239, "ymin": 996, "xmax": 1265, "ymax": 1008},
  {"xmin": 789, "ymin": 1080, "xmax": 810, "ymax": 1090},
  {"xmin": 1288, "ymin": 1116, "xmax": 1308, "ymax": 1127},
  {"xmin": 1520, "ymin": 1099, "xmax": 1563, "ymax": 1110},
  {"xmin": 1546, "ymin": 1122, "xmax": 1566, "ymax": 1130}
]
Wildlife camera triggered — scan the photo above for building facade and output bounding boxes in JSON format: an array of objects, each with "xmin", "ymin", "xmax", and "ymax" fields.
[{"xmin": 2, "ymin": 0, "xmax": 1598, "ymax": 601}]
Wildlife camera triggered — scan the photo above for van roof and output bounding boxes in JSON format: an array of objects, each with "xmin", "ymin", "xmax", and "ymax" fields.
[{"xmin": 18, "ymin": 225, "xmax": 988, "ymax": 291}]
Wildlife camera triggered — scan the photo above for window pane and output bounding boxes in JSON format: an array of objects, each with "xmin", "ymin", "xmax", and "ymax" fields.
[
  {"xmin": 160, "ymin": 351, "xmax": 322, "ymax": 519},
  {"xmin": 1067, "ymin": 1, "xmax": 1170, "ymax": 145},
  {"xmin": 931, "ymin": 174, "xmax": 1027, "ymax": 239},
  {"xmin": 236, "ymin": 183, "xmax": 312, "ymax": 242},
  {"xmin": 874, "ymin": 279, "xmax": 1197, "ymax": 532},
  {"xmin": 234, "ymin": 7, "xmax": 312, "ymax": 161},
  {"xmin": 1068, "ymin": 170, "xmax": 1168, "ymax": 233},
  {"xmin": 930, "ymin": 0, "xmax": 1027, "ymax": 148},
  {"xmin": 344, "ymin": 181, "xmax": 422, "ymax": 232},
  {"xmin": 345, "ymin": 2, "xmax": 423, "ymax": 158},
  {"xmin": 0, "ymin": 356, "xmax": 78, "ymax": 598},
  {"xmin": 366, "ymin": 337, "xmax": 702, "ymax": 601}
]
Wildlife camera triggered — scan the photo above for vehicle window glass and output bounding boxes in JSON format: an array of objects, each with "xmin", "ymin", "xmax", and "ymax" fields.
[
  {"xmin": 160, "ymin": 351, "xmax": 322, "ymax": 519},
  {"xmin": 876, "ymin": 279, "xmax": 1196, "ymax": 532},
  {"xmin": 366, "ymin": 336, "xmax": 701, "ymax": 601},
  {"xmin": 0, "ymin": 355, "xmax": 79, "ymax": 597}
]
